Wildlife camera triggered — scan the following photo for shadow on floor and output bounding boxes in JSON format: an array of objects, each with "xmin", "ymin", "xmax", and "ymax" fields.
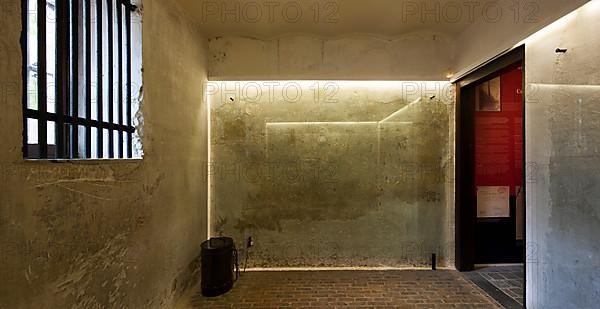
[{"xmin": 463, "ymin": 265, "xmax": 524, "ymax": 309}]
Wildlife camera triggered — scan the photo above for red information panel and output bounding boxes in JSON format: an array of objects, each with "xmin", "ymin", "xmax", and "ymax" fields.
[{"xmin": 475, "ymin": 66, "xmax": 523, "ymax": 196}]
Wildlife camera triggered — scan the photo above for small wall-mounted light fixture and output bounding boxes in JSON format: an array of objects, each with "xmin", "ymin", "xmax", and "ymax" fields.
[{"xmin": 555, "ymin": 47, "xmax": 568, "ymax": 53}]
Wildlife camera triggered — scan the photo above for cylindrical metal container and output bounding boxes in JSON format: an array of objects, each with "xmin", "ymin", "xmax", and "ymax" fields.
[{"xmin": 201, "ymin": 237, "xmax": 237, "ymax": 297}]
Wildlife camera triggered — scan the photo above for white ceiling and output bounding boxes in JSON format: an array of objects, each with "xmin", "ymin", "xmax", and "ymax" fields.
[{"xmin": 173, "ymin": 0, "xmax": 500, "ymax": 38}]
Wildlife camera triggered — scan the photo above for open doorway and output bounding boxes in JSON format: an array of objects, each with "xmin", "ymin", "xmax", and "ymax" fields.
[{"xmin": 455, "ymin": 46, "xmax": 526, "ymax": 308}]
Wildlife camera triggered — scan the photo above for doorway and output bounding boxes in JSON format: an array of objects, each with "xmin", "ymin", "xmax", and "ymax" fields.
[{"xmin": 455, "ymin": 46, "xmax": 526, "ymax": 307}]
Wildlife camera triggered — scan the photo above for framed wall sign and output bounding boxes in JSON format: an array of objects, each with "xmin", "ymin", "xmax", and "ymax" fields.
[
  {"xmin": 477, "ymin": 186, "xmax": 510, "ymax": 218},
  {"xmin": 475, "ymin": 77, "xmax": 501, "ymax": 111}
]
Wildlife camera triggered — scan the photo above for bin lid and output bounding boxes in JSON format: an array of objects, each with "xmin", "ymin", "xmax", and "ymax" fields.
[{"xmin": 201, "ymin": 237, "xmax": 234, "ymax": 251}]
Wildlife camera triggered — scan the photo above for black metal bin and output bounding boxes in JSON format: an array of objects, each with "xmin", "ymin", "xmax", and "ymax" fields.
[{"xmin": 201, "ymin": 237, "xmax": 238, "ymax": 297}]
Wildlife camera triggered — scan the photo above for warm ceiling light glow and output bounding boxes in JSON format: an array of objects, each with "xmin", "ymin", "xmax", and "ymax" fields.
[
  {"xmin": 518, "ymin": 0, "xmax": 588, "ymax": 47},
  {"xmin": 206, "ymin": 80, "xmax": 453, "ymax": 108}
]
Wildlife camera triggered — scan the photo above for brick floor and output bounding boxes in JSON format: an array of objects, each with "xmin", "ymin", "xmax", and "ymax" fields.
[{"xmin": 182, "ymin": 270, "xmax": 501, "ymax": 308}]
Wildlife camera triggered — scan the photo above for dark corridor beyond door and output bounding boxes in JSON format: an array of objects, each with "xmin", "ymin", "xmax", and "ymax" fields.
[{"xmin": 472, "ymin": 63, "xmax": 525, "ymax": 264}]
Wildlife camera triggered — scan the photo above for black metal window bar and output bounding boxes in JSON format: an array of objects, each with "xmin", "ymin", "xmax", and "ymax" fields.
[{"xmin": 21, "ymin": 0, "xmax": 137, "ymax": 159}]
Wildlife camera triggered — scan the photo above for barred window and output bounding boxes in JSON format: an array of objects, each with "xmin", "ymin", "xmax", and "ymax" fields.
[{"xmin": 22, "ymin": 0, "xmax": 142, "ymax": 159}]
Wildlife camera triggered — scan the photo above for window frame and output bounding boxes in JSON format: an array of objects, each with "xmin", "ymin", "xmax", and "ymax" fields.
[{"xmin": 21, "ymin": 0, "xmax": 138, "ymax": 160}]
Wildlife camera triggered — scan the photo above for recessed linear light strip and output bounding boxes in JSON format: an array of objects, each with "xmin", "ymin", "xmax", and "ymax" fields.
[
  {"xmin": 246, "ymin": 266, "xmax": 453, "ymax": 272},
  {"xmin": 207, "ymin": 87, "xmax": 212, "ymax": 239}
]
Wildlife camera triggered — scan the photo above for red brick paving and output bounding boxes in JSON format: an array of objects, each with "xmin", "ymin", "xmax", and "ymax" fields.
[{"xmin": 186, "ymin": 270, "xmax": 500, "ymax": 308}]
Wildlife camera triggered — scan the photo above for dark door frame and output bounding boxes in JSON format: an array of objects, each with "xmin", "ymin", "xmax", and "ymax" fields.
[{"xmin": 454, "ymin": 45, "xmax": 526, "ymax": 271}]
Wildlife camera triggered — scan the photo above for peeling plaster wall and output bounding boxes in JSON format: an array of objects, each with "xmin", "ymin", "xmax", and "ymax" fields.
[
  {"xmin": 524, "ymin": 1, "xmax": 600, "ymax": 308},
  {"xmin": 208, "ymin": 33, "xmax": 455, "ymax": 81},
  {"xmin": 209, "ymin": 81, "xmax": 455, "ymax": 267},
  {"xmin": 0, "ymin": 0, "xmax": 208, "ymax": 308}
]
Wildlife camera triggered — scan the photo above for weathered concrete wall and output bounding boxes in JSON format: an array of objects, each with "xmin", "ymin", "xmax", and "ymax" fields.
[
  {"xmin": 0, "ymin": 0, "xmax": 208, "ymax": 308},
  {"xmin": 524, "ymin": 1, "xmax": 600, "ymax": 307},
  {"xmin": 208, "ymin": 33, "xmax": 455, "ymax": 81},
  {"xmin": 453, "ymin": 0, "xmax": 589, "ymax": 76},
  {"xmin": 209, "ymin": 81, "xmax": 455, "ymax": 267}
]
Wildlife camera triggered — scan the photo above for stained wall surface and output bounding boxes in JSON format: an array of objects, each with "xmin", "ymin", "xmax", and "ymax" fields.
[
  {"xmin": 208, "ymin": 33, "xmax": 455, "ymax": 81},
  {"xmin": 0, "ymin": 0, "xmax": 209, "ymax": 308},
  {"xmin": 209, "ymin": 81, "xmax": 455, "ymax": 267},
  {"xmin": 524, "ymin": 1, "xmax": 600, "ymax": 307},
  {"xmin": 453, "ymin": 0, "xmax": 589, "ymax": 75}
]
